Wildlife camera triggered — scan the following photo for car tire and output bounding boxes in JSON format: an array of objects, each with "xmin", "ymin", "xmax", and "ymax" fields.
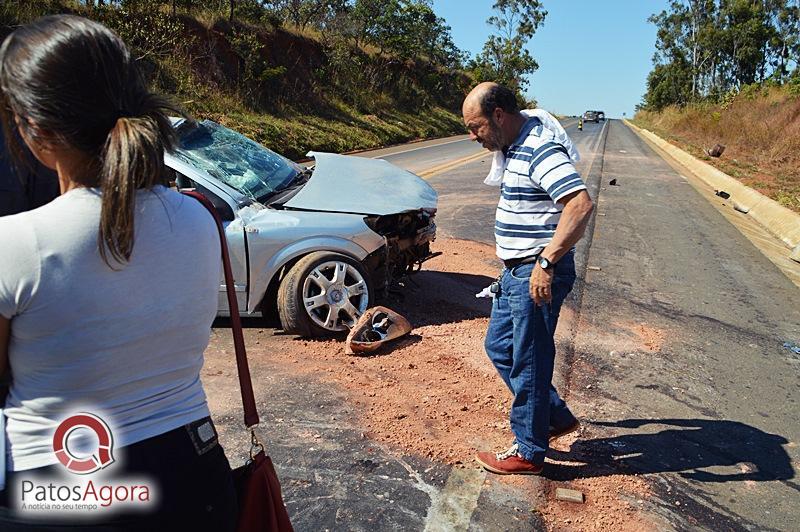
[{"xmin": 277, "ymin": 251, "xmax": 373, "ymax": 337}]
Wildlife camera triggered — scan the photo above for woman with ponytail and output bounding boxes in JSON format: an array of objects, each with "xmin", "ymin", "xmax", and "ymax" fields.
[{"xmin": 0, "ymin": 15, "xmax": 236, "ymax": 529}]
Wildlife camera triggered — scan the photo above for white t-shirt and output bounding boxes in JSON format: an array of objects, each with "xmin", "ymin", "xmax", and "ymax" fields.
[{"xmin": 0, "ymin": 185, "xmax": 221, "ymax": 471}]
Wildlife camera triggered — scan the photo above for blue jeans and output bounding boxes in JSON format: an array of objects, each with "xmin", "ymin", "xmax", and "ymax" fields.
[{"xmin": 484, "ymin": 251, "xmax": 577, "ymax": 464}]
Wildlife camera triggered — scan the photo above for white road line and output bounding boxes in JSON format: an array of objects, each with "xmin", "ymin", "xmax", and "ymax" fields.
[
  {"xmin": 373, "ymin": 137, "xmax": 471, "ymax": 158},
  {"xmin": 422, "ymin": 468, "xmax": 486, "ymax": 532}
]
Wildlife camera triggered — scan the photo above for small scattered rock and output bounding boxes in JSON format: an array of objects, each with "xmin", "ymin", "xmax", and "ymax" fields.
[
  {"xmin": 555, "ymin": 488, "xmax": 585, "ymax": 503},
  {"xmin": 609, "ymin": 179, "xmax": 618, "ymax": 186}
]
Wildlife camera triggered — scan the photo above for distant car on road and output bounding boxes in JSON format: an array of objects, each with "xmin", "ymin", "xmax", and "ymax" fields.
[
  {"xmin": 597, "ymin": 111, "xmax": 606, "ymax": 121},
  {"xmin": 168, "ymin": 118, "xmax": 438, "ymax": 337},
  {"xmin": 582, "ymin": 111, "xmax": 599, "ymax": 123}
]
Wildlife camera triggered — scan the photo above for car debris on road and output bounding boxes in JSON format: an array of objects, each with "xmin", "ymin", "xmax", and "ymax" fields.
[
  {"xmin": 714, "ymin": 189, "xmax": 731, "ymax": 199},
  {"xmin": 706, "ymin": 144, "xmax": 726, "ymax": 157},
  {"xmin": 783, "ymin": 341, "xmax": 800, "ymax": 355},
  {"xmin": 345, "ymin": 306, "xmax": 412, "ymax": 355}
]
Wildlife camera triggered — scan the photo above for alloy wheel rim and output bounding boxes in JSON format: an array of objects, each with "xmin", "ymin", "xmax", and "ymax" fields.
[{"xmin": 301, "ymin": 260, "xmax": 369, "ymax": 331}]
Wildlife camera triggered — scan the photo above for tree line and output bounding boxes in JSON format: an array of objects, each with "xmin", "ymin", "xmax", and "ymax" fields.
[
  {"xmin": 2, "ymin": 0, "xmax": 549, "ymax": 107},
  {"xmin": 642, "ymin": 0, "xmax": 800, "ymax": 111}
]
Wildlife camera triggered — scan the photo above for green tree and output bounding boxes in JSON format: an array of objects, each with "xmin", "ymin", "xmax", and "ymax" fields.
[
  {"xmin": 718, "ymin": 0, "xmax": 773, "ymax": 85},
  {"xmin": 641, "ymin": 0, "xmax": 798, "ymax": 109},
  {"xmin": 470, "ymin": 0, "xmax": 547, "ymax": 94},
  {"xmin": 766, "ymin": 0, "xmax": 799, "ymax": 82},
  {"xmin": 648, "ymin": 1, "xmax": 720, "ymax": 100},
  {"xmin": 643, "ymin": 60, "xmax": 694, "ymax": 109},
  {"xmin": 98, "ymin": 0, "xmax": 183, "ymax": 61},
  {"xmin": 349, "ymin": 0, "xmax": 463, "ymax": 66},
  {"xmin": 272, "ymin": 0, "xmax": 349, "ymax": 31}
]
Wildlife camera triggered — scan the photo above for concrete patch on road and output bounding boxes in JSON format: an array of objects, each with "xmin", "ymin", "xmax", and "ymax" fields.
[{"xmin": 423, "ymin": 467, "xmax": 485, "ymax": 532}]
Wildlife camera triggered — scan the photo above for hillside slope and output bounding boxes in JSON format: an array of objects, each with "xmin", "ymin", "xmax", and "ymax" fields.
[{"xmin": 1, "ymin": 4, "xmax": 472, "ymax": 160}]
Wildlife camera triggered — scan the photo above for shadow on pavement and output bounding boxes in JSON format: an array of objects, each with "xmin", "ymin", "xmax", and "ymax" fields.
[
  {"xmin": 214, "ymin": 270, "xmax": 496, "ymax": 331},
  {"xmin": 546, "ymin": 418, "xmax": 797, "ymax": 487},
  {"xmin": 390, "ymin": 270, "xmax": 495, "ymax": 327}
]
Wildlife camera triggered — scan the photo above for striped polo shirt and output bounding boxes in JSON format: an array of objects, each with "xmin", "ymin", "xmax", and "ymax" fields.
[{"xmin": 495, "ymin": 117, "xmax": 586, "ymax": 260}]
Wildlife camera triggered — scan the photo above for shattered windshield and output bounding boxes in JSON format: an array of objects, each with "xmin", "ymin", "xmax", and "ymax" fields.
[{"xmin": 173, "ymin": 120, "xmax": 303, "ymax": 201}]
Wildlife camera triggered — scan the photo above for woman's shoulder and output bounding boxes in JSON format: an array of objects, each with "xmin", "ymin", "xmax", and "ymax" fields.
[
  {"xmin": 0, "ymin": 194, "xmax": 69, "ymax": 246},
  {"xmin": 146, "ymin": 186, "xmax": 219, "ymax": 238},
  {"xmin": 0, "ymin": 209, "xmax": 37, "ymax": 250},
  {"xmin": 157, "ymin": 186, "xmax": 214, "ymax": 219},
  {"xmin": 0, "ymin": 210, "xmax": 41, "ymax": 318}
]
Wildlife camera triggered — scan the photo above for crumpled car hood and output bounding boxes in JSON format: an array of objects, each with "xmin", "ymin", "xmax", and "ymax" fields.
[{"xmin": 283, "ymin": 152, "xmax": 438, "ymax": 215}]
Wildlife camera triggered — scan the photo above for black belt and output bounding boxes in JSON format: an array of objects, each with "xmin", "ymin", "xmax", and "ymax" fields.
[{"xmin": 503, "ymin": 253, "xmax": 540, "ymax": 269}]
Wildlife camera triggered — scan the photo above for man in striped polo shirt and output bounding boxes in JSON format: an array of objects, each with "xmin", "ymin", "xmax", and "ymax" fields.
[{"xmin": 462, "ymin": 82, "xmax": 594, "ymax": 475}]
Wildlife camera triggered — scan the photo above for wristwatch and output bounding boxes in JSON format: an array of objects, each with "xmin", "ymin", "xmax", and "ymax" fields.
[{"xmin": 537, "ymin": 256, "xmax": 554, "ymax": 270}]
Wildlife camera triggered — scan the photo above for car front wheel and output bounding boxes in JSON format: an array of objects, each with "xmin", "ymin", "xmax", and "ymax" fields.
[{"xmin": 277, "ymin": 251, "xmax": 372, "ymax": 337}]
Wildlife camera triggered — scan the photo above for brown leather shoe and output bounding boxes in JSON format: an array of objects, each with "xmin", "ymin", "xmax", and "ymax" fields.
[
  {"xmin": 549, "ymin": 419, "xmax": 581, "ymax": 442},
  {"xmin": 475, "ymin": 444, "xmax": 543, "ymax": 475}
]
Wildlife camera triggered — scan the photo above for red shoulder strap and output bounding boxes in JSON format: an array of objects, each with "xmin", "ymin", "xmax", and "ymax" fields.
[{"xmin": 182, "ymin": 191, "xmax": 259, "ymax": 428}]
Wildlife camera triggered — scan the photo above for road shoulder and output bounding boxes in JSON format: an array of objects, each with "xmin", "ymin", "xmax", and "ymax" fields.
[{"xmin": 624, "ymin": 120, "xmax": 800, "ymax": 287}]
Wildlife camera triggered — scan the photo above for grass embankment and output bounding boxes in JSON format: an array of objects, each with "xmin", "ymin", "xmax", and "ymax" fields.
[
  {"xmin": 160, "ymin": 50, "xmax": 466, "ymax": 161},
  {"xmin": 151, "ymin": 18, "xmax": 469, "ymax": 160},
  {"xmin": 633, "ymin": 85, "xmax": 800, "ymax": 212},
  {"xmin": 195, "ymin": 103, "xmax": 465, "ymax": 161},
  {"xmin": 2, "ymin": 5, "xmax": 470, "ymax": 161}
]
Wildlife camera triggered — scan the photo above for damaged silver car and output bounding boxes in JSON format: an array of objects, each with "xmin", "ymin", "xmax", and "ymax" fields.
[{"xmin": 167, "ymin": 119, "xmax": 437, "ymax": 337}]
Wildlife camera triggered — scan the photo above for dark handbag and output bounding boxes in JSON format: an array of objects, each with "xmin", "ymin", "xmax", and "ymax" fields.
[{"xmin": 182, "ymin": 191, "xmax": 293, "ymax": 532}]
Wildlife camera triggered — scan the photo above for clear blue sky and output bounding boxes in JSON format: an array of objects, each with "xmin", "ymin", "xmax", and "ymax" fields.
[{"xmin": 431, "ymin": 0, "xmax": 668, "ymax": 118}]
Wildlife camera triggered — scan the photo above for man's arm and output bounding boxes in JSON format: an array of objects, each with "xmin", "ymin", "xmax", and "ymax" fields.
[{"xmin": 529, "ymin": 189, "xmax": 593, "ymax": 305}]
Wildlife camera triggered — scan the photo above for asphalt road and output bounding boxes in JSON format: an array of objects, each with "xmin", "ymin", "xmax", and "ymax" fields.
[
  {"xmin": 564, "ymin": 120, "xmax": 800, "ymax": 530},
  {"xmin": 205, "ymin": 118, "xmax": 608, "ymax": 532},
  {"xmin": 205, "ymin": 118, "xmax": 799, "ymax": 530},
  {"xmin": 377, "ymin": 120, "xmax": 800, "ymax": 530}
]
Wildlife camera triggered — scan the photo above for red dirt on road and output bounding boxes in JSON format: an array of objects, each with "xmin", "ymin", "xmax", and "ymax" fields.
[
  {"xmin": 204, "ymin": 237, "xmax": 655, "ymax": 530},
  {"xmin": 264, "ymin": 238, "xmax": 510, "ymax": 464}
]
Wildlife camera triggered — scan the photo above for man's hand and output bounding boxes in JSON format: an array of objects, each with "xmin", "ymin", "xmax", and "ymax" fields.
[{"xmin": 529, "ymin": 264, "xmax": 553, "ymax": 306}]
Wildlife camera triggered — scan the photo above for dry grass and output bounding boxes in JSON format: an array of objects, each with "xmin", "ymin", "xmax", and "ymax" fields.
[{"xmin": 634, "ymin": 86, "xmax": 800, "ymax": 212}]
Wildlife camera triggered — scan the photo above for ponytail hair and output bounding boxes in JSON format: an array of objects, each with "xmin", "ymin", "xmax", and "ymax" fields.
[
  {"xmin": 99, "ymin": 93, "xmax": 179, "ymax": 265},
  {"xmin": 0, "ymin": 15, "xmax": 185, "ymax": 266}
]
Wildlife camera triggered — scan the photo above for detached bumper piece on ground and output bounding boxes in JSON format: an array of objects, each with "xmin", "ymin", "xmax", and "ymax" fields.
[{"xmin": 345, "ymin": 306, "xmax": 412, "ymax": 355}]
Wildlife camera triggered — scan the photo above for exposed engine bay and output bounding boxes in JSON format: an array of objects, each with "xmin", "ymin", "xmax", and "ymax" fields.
[{"xmin": 363, "ymin": 208, "xmax": 440, "ymax": 294}]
